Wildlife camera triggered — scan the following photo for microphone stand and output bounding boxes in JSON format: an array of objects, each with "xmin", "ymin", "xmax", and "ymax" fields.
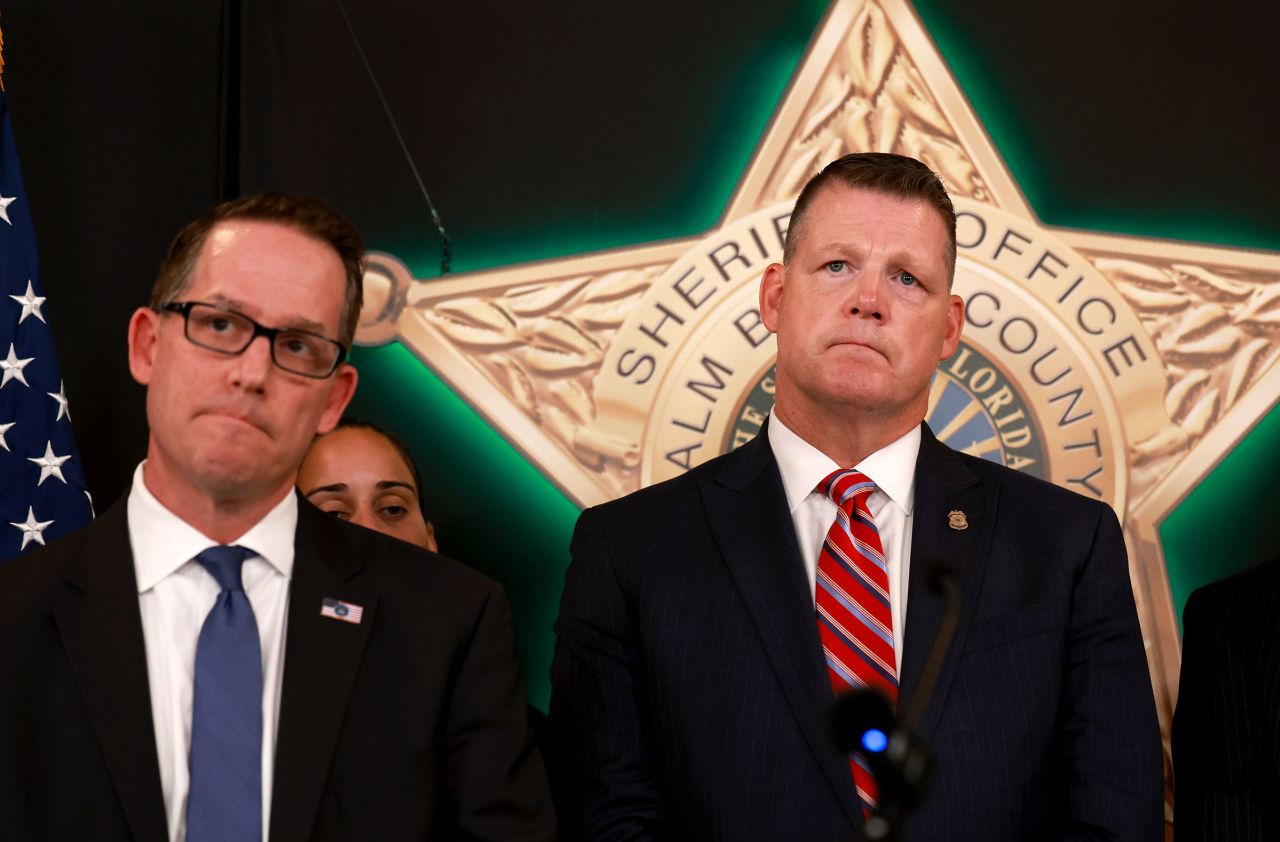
[
  {"xmin": 902, "ymin": 563, "xmax": 962, "ymax": 734},
  {"xmin": 833, "ymin": 560, "xmax": 963, "ymax": 842}
]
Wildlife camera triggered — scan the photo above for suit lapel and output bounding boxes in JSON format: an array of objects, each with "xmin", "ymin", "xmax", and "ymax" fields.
[
  {"xmin": 269, "ymin": 499, "xmax": 378, "ymax": 842},
  {"xmin": 897, "ymin": 424, "xmax": 999, "ymax": 742},
  {"xmin": 699, "ymin": 433, "xmax": 862, "ymax": 828},
  {"xmin": 53, "ymin": 501, "xmax": 169, "ymax": 842}
]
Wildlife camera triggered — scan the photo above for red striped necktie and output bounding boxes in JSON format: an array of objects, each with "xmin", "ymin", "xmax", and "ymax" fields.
[{"xmin": 815, "ymin": 468, "xmax": 897, "ymax": 817}]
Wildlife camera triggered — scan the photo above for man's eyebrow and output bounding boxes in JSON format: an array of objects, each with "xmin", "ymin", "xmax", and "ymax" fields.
[
  {"xmin": 280, "ymin": 315, "xmax": 332, "ymax": 335},
  {"xmin": 303, "ymin": 482, "xmax": 348, "ymax": 497},
  {"xmin": 205, "ymin": 293, "xmax": 331, "ymax": 335}
]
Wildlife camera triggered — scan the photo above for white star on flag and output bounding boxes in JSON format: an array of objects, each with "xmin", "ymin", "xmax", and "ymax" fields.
[
  {"xmin": 0, "ymin": 194, "xmax": 15, "ymax": 225},
  {"xmin": 0, "ymin": 420, "xmax": 14, "ymax": 451},
  {"xmin": 28, "ymin": 440, "xmax": 72, "ymax": 486},
  {"xmin": 9, "ymin": 506, "xmax": 54, "ymax": 550},
  {"xmin": 1, "ymin": 343, "xmax": 34, "ymax": 389},
  {"xmin": 9, "ymin": 279, "xmax": 47, "ymax": 324},
  {"xmin": 47, "ymin": 380, "xmax": 70, "ymax": 421}
]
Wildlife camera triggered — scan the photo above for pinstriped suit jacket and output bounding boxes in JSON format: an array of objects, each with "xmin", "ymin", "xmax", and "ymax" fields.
[
  {"xmin": 1174, "ymin": 557, "xmax": 1280, "ymax": 841},
  {"xmin": 549, "ymin": 423, "xmax": 1162, "ymax": 841}
]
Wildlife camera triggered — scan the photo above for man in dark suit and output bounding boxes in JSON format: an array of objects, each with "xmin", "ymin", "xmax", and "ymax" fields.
[
  {"xmin": 548, "ymin": 153, "xmax": 1162, "ymax": 840},
  {"xmin": 1173, "ymin": 557, "xmax": 1280, "ymax": 840},
  {"xmin": 0, "ymin": 194, "xmax": 554, "ymax": 841}
]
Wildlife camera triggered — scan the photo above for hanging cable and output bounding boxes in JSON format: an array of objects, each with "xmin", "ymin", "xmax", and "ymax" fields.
[{"xmin": 334, "ymin": 0, "xmax": 452, "ymax": 274}]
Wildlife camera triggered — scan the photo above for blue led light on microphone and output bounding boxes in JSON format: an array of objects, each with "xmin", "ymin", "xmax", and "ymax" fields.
[{"xmin": 862, "ymin": 728, "xmax": 889, "ymax": 753}]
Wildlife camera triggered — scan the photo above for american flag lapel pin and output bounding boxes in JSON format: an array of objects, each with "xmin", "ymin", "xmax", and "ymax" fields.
[{"xmin": 320, "ymin": 597, "xmax": 364, "ymax": 625}]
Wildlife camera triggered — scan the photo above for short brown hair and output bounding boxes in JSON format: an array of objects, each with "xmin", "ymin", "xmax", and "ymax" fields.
[
  {"xmin": 150, "ymin": 193, "xmax": 365, "ymax": 346},
  {"xmin": 783, "ymin": 152, "xmax": 956, "ymax": 281}
]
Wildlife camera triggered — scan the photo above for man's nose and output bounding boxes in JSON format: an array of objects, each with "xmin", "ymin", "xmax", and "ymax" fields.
[
  {"xmin": 847, "ymin": 269, "xmax": 886, "ymax": 320},
  {"xmin": 230, "ymin": 335, "xmax": 273, "ymax": 390}
]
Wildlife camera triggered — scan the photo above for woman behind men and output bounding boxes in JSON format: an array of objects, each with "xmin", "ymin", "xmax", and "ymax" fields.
[{"xmin": 298, "ymin": 417, "xmax": 438, "ymax": 551}]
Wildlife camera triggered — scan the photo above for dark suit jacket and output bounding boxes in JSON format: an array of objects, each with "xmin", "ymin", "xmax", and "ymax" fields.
[
  {"xmin": 548, "ymin": 424, "xmax": 1162, "ymax": 841},
  {"xmin": 0, "ymin": 494, "xmax": 555, "ymax": 842},
  {"xmin": 1173, "ymin": 557, "xmax": 1280, "ymax": 841}
]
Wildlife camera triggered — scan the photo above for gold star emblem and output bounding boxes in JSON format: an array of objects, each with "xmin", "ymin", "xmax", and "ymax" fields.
[{"xmin": 356, "ymin": 0, "xmax": 1280, "ymax": 793}]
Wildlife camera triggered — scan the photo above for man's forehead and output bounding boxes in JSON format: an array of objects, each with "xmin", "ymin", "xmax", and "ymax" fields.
[
  {"xmin": 205, "ymin": 217, "xmax": 311, "ymax": 247},
  {"xmin": 793, "ymin": 185, "xmax": 946, "ymax": 245},
  {"xmin": 206, "ymin": 221, "xmax": 242, "ymax": 250},
  {"xmin": 787, "ymin": 185, "xmax": 877, "ymax": 250},
  {"xmin": 186, "ymin": 220, "xmax": 345, "ymax": 330},
  {"xmin": 200, "ymin": 220, "xmax": 331, "ymax": 266},
  {"xmin": 807, "ymin": 183, "xmax": 927, "ymax": 220}
]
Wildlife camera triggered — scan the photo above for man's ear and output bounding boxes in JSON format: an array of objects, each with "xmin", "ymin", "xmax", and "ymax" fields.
[
  {"xmin": 938, "ymin": 293, "xmax": 965, "ymax": 361},
  {"xmin": 759, "ymin": 263, "xmax": 786, "ymax": 333},
  {"xmin": 127, "ymin": 307, "xmax": 161, "ymax": 385},
  {"xmin": 316, "ymin": 364, "xmax": 358, "ymax": 435}
]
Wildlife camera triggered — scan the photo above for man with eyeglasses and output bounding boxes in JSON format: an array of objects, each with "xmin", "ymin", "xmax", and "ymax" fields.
[{"xmin": 0, "ymin": 193, "xmax": 555, "ymax": 841}]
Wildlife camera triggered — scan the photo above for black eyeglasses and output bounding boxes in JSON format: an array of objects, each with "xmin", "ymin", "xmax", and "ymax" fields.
[{"xmin": 160, "ymin": 301, "xmax": 348, "ymax": 379}]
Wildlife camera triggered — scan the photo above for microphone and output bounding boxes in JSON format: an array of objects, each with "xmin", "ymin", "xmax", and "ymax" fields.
[
  {"xmin": 829, "ymin": 558, "xmax": 963, "ymax": 840},
  {"xmin": 830, "ymin": 689, "xmax": 931, "ymax": 839},
  {"xmin": 902, "ymin": 559, "xmax": 962, "ymax": 731}
]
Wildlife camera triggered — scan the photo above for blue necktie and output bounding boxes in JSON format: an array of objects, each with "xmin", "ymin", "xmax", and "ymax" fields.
[{"xmin": 187, "ymin": 545, "xmax": 263, "ymax": 842}]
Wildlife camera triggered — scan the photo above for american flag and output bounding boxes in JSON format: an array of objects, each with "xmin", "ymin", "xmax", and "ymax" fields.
[
  {"xmin": 0, "ymin": 86, "xmax": 93, "ymax": 561},
  {"xmin": 320, "ymin": 598, "xmax": 364, "ymax": 625}
]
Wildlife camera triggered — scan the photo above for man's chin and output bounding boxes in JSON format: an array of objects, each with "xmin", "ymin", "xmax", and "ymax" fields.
[
  {"xmin": 816, "ymin": 382, "xmax": 924, "ymax": 421},
  {"xmin": 190, "ymin": 449, "xmax": 288, "ymax": 501},
  {"xmin": 819, "ymin": 373, "xmax": 893, "ymax": 406}
]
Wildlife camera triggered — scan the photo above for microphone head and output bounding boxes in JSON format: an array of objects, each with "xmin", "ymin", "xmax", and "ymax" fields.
[
  {"xmin": 829, "ymin": 688, "xmax": 896, "ymax": 755},
  {"xmin": 829, "ymin": 688, "xmax": 935, "ymax": 814}
]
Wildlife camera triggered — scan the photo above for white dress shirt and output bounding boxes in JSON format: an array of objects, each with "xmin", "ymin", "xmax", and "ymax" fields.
[
  {"xmin": 767, "ymin": 415, "xmax": 919, "ymax": 659},
  {"xmin": 128, "ymin": 462, "xmax": 295, "ymax": 842}
]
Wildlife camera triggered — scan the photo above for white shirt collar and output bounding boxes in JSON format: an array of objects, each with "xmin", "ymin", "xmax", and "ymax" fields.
[
  {"xmin": 128, "ymin": 461, "xmax": 297, "ymax": 593},
  {"xmin": 767, "ymin": 413, "xmax": 920, "ymax": 514}
]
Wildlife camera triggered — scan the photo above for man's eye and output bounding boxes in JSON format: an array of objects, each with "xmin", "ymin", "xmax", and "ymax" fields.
[
  {"xmin": 380, "ymin": 505, "xmax": 408, "ymax": 518},
  {"xmin": 279, "ymin": 335, "xmax": 318, "ymax": 359},
  {"xmin": 899, "ymin": 271, "xmax": 918, "ymax": 286},
  {"xmin": 825, "ymin": 261, "xmax": 846, "ymax": 273},
  {"xmin": 196, "ymin": 314, "xmax": 238, "ymax": 334},
  {"xmin": 321, "ymin": 508, "xmax": 351, "ymax": 520}
]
